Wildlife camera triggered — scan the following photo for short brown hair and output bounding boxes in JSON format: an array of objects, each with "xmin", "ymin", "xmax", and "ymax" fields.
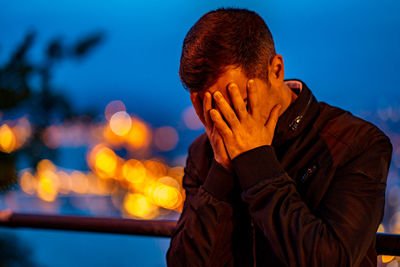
[{"xmin": 179, "ymin": 8, "xmax": 276, "ymax": 92}]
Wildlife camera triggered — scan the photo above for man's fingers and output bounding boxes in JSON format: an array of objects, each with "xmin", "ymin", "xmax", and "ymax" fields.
[
  {"xmin": 209, "ymin": 109, "xmax": 233, "ymax": 139},
  {"xmin": 190, "ymin": 93, "xmax": 205, "ymax": 125},
  {"xmin": 247, "ymin": 79, "xmax": 260, "ymax": 118},
  {"xmin": 213, "ymin": 91, "xmax": 240, "ymax": 130},
  {"xmin": 203, "ymin": 92, "xmax": 213, "ymax": 127},
  {"xmin": 228, "ymin": 83, "xmax": 248, "ymax": 121},
  {"xmin": 265, "ymin": 104, "xmax": 282, "ymax": 132}
]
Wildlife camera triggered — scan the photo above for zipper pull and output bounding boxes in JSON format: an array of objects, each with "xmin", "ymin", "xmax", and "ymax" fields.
[
  {"xmin": 301, "ymin": 164, "xmax": 317, "ymax": 182},
  {"xmin": 289, "ymin": 115, "xmax": 303, "ymax": 132}
]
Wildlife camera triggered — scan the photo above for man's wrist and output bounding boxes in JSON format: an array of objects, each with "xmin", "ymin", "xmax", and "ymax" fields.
[
  {"xmin": 202, "ymin": 159, "xmax": 235, "ymax": 202},
  {"xmin": 215, "ymin": 157, "xmax": 232, "ymax": 171},
  {"xmin": 232, "ymin": 145, "xmax": 286, "ymax": 191}
]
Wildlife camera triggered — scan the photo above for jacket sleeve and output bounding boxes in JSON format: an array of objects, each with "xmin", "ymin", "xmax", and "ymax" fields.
[
  {"xmin": 167, "ymin": 143, "xmax": 236, "ymax": 267},
  {"xmin": 231, "ymin": 134, "xmax": 392, "ymax": 267}
]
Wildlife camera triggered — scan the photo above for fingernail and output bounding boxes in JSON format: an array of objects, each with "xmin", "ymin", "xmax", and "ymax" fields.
[
  {"xmin": 214, "ymin": 91, "xmax": 222, "ymax": 98},
  {"xmin": 228, "ymin": 83, "xmax": 237, "ymax": 90},
  {"xmin": 248, "ymin": 79, "xmax": 255, "ymax": 86},
  {"xmin": 210, "ymin": 109, "xmax": 217, "ymax": 118}
]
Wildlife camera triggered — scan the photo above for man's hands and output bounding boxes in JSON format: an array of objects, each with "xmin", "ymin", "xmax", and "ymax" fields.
[
  {"xmin": 191, "ymin": 79, "xmax": 281, "ymax": 168},
  {"xmin": 210, "ymin": 80, "xmax": 281, "ymax": 159},
  {"xmin": 191, "ymin": 92, "xmax": 232, "ymax": 170}
]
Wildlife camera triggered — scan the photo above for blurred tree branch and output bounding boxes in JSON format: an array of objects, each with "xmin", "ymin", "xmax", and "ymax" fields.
[{"xmin": 0, "ymin": 30, "xmax": 105, "ymax": 192}]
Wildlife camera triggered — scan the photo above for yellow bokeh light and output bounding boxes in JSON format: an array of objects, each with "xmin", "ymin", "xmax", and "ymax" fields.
[
  {"xmin": 122, "ymin": 159, "xmax": 146, "ymax": 184},
  {"xmin": 89, "ymin": 145, "xmax": 118, "ymax": 178},
  {"xmin": 123, "ymin": 193, "xmax": 158, "ymax": 219},
  {"xmin": 151, "ymin": 182, "xmax": 182, "ymax": 210},
  {"xmin": 37, "ymin": 170, "xmax": 59, "ymax": 202},
  {"xmin": 154, "ymin": 126, "xmax": 179, "ymax": 151},
  {"xmin": 109, "ymin": 111, "xmax": 132, "ymax": 136},
  {"xmin": 0, "ymin": 124, "xmax": 16, "ymax": 153},
  {"xmin": 158, "ymin": 176, "xmax": 180, "ymax": 191}
]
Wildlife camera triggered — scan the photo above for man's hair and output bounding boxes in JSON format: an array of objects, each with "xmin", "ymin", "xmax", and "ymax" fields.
[{"xmin": 179, "ymin": 8, "xmax": 276, "ymax": 92}]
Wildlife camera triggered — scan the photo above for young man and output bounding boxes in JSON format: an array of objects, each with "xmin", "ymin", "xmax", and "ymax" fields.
[{"xmin": 167, "ymin": 8, "xmax": 392, "ymax": 266}]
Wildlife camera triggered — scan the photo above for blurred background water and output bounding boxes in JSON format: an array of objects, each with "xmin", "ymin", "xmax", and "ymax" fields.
[{"xmin": 1, "ymin": 0, "xmax": 400, "ymax": 266}]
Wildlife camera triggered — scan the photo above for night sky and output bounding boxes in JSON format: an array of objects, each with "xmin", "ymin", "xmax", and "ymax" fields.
[{"xmin": 1, "ymin": 0, "xmax": 400, "ymax": 266}]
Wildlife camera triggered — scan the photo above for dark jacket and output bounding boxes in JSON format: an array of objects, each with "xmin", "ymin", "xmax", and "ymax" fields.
[{"xmin": 167, "ymin": 80, "xmax": 393, "ymax": 266}]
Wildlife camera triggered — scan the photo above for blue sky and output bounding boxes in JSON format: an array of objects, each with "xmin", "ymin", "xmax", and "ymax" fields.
[
  {"xmin": 1, "ymin": 0, "xmax": 399, "ymax": 125},
  {"xmin": 1, "ymin": 0, "xmax": 399, "ymax": 266}
]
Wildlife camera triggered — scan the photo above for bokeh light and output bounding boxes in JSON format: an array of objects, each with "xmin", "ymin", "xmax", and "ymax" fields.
[
  {"xmin": 43, "ymin": 125, "xmax": 62, "ymax": 149},
  {"xmin": 105, "ymin": 100, "xmax": 126, "ymax": 121},
  {"xmin": 122, "ymin": 159, "xmax": 146, "ymax": 184},
  {"xmin": 88, "ymin": 144, "xmax": 119, "ymax": 178},
  {"xmin": 183, "ymin": 106, "xmax": 203, "ymax": 130},
  {"xmin": 123, "ymin": 193, "xmax": 159, "ymax": 219},
  {"xmin": 0, "ymin": 124, "xmax": 16, "ymax": 153},
  {"xmin": 20, "ymin": 171, "xmax": 37, "ymax": 195},
  {"xmin": 154, "ymin": 126, "xmax": 179, "ymax": 151},
  {"xmin": 37, "ymin": 160, "xmax": 60, "ymax": 202},
  {"xmin": 125, "ymin": 118, "xmax": 152, "ymax": 149},
  {"xmin": 109, "ymin": 111, "xmax": 132, "ymax": 136}
]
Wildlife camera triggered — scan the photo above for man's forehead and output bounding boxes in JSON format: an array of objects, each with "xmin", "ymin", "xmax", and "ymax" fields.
[{"xmin": 196, "ymin": 66, "xmax": 249, "ymax": 99}]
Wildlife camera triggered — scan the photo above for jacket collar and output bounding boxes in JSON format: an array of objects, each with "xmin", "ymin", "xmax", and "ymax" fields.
[{"xmin": 272, "ymin": 79, "xmax": 320, "ymax": 147}]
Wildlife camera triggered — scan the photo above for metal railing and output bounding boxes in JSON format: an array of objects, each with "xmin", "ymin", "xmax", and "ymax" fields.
[{"xmin": 1, "ymin": 211, "xmax": 399, "ymax": 256}]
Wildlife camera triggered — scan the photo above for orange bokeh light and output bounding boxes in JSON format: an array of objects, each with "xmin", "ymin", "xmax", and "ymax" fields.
[
  {"xmin": 70, "ymin": 171, "xmax": 89, "ymax": 194},
  {"xmin": 20, "ymin": 171, "xmax": 37, "ymax": 195},
  {"xmin": 125, "ymin": 118, "xmax": 152, "ymax": 149},
  {"xmin": 144, "ymin": 159, "xmax": 167, "ymax": 179},
  {"xmin": 0, "ymin": 124, "xmax": 16, "ymax": 153}
]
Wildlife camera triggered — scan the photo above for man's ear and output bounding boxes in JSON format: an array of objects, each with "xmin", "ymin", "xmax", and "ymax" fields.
[{"xmin": 268, "ymin": 55, "xmax": 285, "ymax": 87}]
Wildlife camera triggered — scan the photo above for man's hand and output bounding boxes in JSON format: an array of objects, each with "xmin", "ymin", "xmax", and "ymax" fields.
[
  {"xmin": 191, "ymin": 92, "xmax": 232, "ymax": 170},
  {"xmin": 210, "ymin": 80, "xmax": 281, "ymax": 159}
]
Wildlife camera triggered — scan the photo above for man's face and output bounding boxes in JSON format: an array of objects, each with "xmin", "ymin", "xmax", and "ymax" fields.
[{"xmin": 193, "ymin": 65, "xmax": 277, "ymax": 118}]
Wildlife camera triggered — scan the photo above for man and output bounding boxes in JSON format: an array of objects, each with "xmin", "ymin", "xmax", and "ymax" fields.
[{"xmin": 167, "ymin": 8, "xmax": 392, "ymax": 266}]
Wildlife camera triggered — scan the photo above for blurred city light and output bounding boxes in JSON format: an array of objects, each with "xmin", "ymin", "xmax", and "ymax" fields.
[
  {"xmin": 109, "ymin": 111, "xmax": 132, "ymax": 136},
  {"xmin": 154, "ymin": 126, "xmax": 179, "ymax": 151},
  {"xmin": 105, "ymin": 100, "xmax": 126, "ymax": 121},
  {"xmin": 0, "ymin": 124, "xmax": 16, "ymax": 153},
  {"xmin": 183, "ymin": 106, "xmax": 203, "ymax": 130}
]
